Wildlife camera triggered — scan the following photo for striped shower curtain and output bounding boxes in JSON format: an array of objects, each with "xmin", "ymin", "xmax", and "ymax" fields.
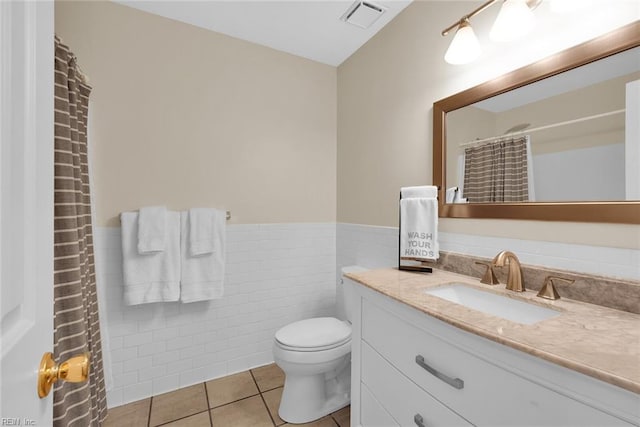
[
  {"xmin": 53, "ymin": 36, "xmax": 107, "ymax": 426},
  {"xmin": 463, "ymin": 136, "xmax": 530, "ymax": 203}
]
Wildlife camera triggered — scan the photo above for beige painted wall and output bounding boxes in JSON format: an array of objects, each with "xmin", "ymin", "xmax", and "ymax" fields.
[
  {"xmin": 55, "ymin": 1, "xmax": 336, "ymax": 227},
  {"xmin": 337, "ymin": 1, "xmax": 640, "ymax": 249}
]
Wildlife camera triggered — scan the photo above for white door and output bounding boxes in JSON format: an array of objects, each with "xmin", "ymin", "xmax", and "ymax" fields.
[{"xmin": 0, "ymin": 1, "xmax": 54, "ymax": 425}]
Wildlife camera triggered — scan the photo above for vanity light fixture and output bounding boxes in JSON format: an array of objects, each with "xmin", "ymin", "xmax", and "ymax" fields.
[
  {"xmin": 444, "ymin": 18, "xmax": 482, "ymax": 65},
  {"xmin": 549, "ymin": 0, "xmax": 587, "ymax": 14},
  {"xmin": 490, "ymin": 0, "xmax": 537, "ymax": 42},
  {"xmin": 442, "ymin": 0, "xmax": 542, "ymax": 65}
]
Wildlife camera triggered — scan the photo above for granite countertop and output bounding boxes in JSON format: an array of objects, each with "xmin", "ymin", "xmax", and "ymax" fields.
[{"xmin": 346, "ymin": 268, "xmax": 640, "ymax": 394}]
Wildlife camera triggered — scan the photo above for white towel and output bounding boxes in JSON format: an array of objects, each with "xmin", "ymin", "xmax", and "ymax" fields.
[
  {"xmin": 180, "ymin": 211, "xmax": 225, "ymax": 303},
  {"xmin": 137, "ymin": 206, "xmax": 167, "ymax": 254},
  {"xmin": 400, "ymin": 185, "xmax": 439, "ymax": 261},
  {"xmin": 121, "ymin": 211, "xmax": 180, "ymax": 305},
  {"xmin": 401, "ymin": 185, "xmax": 438, "ymax": 199},
  {"xmin": 188, "ymin": 208, "xmax": 225, "ymax": 256}
]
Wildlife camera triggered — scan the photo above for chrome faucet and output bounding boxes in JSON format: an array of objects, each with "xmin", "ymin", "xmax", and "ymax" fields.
[{"xmin": 492, "ymin": 251, "xmax": 525, "ymax": 292}]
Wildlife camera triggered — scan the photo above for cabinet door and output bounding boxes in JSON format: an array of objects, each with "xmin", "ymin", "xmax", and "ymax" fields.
[
  {"xmin": 362, "ymin": 342, "xmax": 472, "ymax": 427},
  {"xmin": 361, "ymin": 383, "xmax": 399, "ymax": 427}
]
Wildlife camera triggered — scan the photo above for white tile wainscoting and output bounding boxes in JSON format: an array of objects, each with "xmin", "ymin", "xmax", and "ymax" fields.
[
  {"xmin": 94, "ymin": 223, "xmax": 336, "ymax": 408},
  {"xmin": 96, "ymin": 221, "xmax": 639, "ymax": 409},
  {"xmin": 337, "ymin": 223, "xmax": 640, "ymax": 282}
]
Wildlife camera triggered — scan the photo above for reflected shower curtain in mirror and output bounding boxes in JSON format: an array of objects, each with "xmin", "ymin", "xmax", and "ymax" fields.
[
  {"xmin": 463, "ymin": 136, "xmax": 530, "ymax": 203},
  {"xmin": 53, "ymin": 36, "xmax": 107, "ymax": 426}
]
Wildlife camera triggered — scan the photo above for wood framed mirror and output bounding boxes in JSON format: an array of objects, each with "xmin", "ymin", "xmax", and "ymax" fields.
[{"xmin": 433, "ymin": 21, "xmax": 640, "ymax": 224}]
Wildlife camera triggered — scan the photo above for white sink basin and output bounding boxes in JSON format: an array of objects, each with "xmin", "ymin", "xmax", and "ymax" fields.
[{"xmin": 424, "ymin": 284, "xmax": 560, "ymax": 325}]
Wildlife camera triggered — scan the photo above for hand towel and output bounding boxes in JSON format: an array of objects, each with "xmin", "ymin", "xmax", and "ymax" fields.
[
  {"xmin": 121, "ymin": 211, "xmax": 180, "ymax": 305},
  {"xmin": 180, "ymin": 211, "xmax": 225, "ymax": 303},
  {"xmin": 401, "ymin": 185, "xmax": 438, "ymax": 199},
  {"xmin": 400, "ymin": 185, "xmax": 439, "ymax": 261},
  {"xmin": 188, "ymin": 208, "xmax": 226, "ymax": 256},
  {"xmin": 454, "ymin": 192, "xmax": 468, "ymax": 203},
  {"xmin": 137, "ymin": 206, "xmax": 167, "ymax": 254}
]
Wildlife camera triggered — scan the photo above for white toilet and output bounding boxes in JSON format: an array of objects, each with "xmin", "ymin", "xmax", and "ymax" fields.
[{"xmin": 273, "ymin": 266, "xmax": 366, "ymax": 424}]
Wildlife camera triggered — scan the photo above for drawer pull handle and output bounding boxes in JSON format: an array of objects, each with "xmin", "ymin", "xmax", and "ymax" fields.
[
  {"xmin": 414, "ymin": 414, "xmax": 426, "ymax": 427},
  {"xmin": 415, "ymin": 355, "xmax": 464, "ymax": 390}
]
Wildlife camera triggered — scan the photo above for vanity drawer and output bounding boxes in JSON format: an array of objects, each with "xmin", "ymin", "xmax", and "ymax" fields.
[
  {"xmin": 361, "ymin": 382, "xmax": 399, "ymax": 427},
  {"xmin": 362, "ymin": 299, "xmax": 633, "ymax": 427},
  {"xmin": 362, "ymin": 340, "xmax": 472, "ymax": 427}
]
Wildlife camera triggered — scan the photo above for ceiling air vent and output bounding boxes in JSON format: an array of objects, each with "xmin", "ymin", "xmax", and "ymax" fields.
[{"xmin": 341, "ymin": 1, "xmax": 386, "ymax": 29}]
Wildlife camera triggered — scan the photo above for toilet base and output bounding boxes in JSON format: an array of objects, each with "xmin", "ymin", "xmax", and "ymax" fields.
[
  {"xmin": 278, "ymin": 372, "xmax": 350, "ymax": 424},
  {"xmin": 277, "ymin": 360, "xmax": 351, "ymax": 424}
]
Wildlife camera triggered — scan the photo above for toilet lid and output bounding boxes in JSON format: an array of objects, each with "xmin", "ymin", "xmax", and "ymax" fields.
[{"xmin": 275, "ymin": 317, "xmax": 351, "ymax": 350}]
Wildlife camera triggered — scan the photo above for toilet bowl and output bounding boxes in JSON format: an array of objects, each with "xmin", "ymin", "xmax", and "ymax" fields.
[{"xmin": 273, "ymin": 266, "xmax": 366, "ymax": 424}]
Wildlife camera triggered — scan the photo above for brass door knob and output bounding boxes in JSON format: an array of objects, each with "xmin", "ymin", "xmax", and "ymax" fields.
[{"xmin": 38, "ymin": 351, "xmax": 90, "ymax": 398}]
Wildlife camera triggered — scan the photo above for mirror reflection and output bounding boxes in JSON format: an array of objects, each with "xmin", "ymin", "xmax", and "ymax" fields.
[{"xmin": 445, "ymin": 46, "xmax": 640, "ymax": 204}]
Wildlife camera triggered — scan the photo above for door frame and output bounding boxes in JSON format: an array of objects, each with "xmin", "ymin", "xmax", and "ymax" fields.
[{"xmin": 0, "ymin": 1, "xmax": 54, "ymax": 424}]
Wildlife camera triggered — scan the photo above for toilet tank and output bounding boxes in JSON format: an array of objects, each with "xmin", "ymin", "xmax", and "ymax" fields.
[{"xmin": 337, "ymin": 266, "xmax": 367, "ymax": 323}]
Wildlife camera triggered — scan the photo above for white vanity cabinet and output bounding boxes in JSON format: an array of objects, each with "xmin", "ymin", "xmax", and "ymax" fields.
[{"xmin": 348, "ymin": 278, "xmax": 640, "ymax": 427}]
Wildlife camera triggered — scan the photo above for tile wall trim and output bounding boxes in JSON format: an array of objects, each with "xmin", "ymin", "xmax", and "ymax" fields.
[
  {"xmin": 337, "ymin": 223, "xmax": 640, "ymax": 281},
  {"xmin": 95, "ymin": 223, "xmax": 337, "ymax": 408}
]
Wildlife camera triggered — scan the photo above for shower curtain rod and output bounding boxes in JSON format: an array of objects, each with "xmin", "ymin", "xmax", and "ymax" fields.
[{"xmin": 459, "ymin": 108, "xmax": 625, "ymax": 148}]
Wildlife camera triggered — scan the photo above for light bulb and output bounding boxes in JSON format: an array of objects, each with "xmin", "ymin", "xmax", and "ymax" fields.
[
  {"xmin": 490, "ymin": 0, "xmax": 536, "ymax": 43},
  {"xmin": 444, "ymin": 20, "xmax": 482, "ymax": 65}
]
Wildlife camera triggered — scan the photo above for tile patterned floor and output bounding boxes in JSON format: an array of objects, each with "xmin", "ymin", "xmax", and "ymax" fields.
[{"xmin": 104, "ymin": 364, "xmax": 350, "ymax": 427}]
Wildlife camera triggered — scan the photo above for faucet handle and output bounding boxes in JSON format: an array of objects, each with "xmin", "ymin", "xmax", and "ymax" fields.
[
  {"xmin": 474, "ymin": 261, "xmax": 500, "ymax": 285},
  {"xmin": 537, "ymin": 275, "xmax": 575, "ymax": 300}
]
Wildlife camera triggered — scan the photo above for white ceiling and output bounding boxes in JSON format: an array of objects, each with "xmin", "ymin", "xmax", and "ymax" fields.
[{"xmin": 115, "ymin": 0, "xmax": 413, "ymax": 66}]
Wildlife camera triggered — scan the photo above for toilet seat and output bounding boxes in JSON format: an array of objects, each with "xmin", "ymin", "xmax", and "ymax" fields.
[
  {"xmin": 275, "ymin": 336, "xmax": 351, "ymax": 352},
  {"xmin": 275, "ymin": 317, "xmax": 351, "ymax": 352}
]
